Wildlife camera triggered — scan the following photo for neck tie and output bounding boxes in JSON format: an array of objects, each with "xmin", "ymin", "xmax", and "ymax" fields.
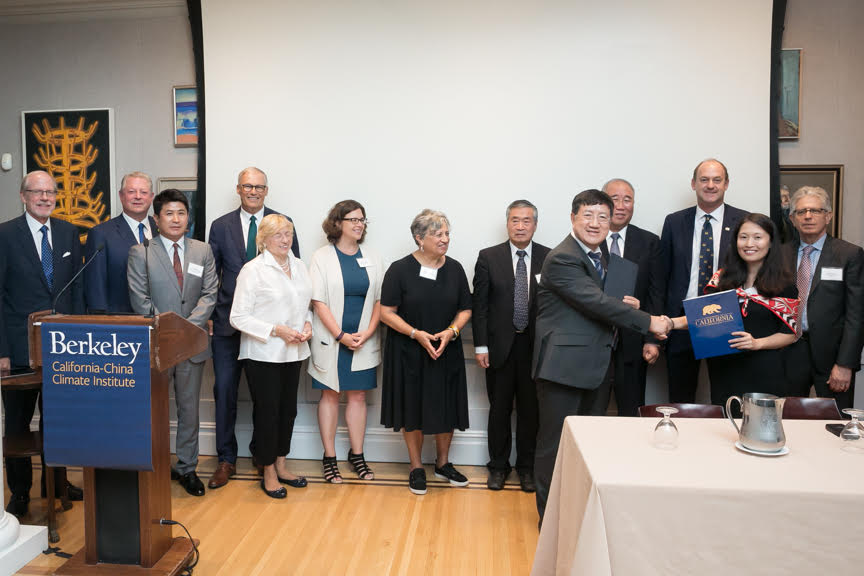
[
  {"xmin": 587, "ymin": 251, "xmax": 604, "ymax": 280},
  {"xmin": 246, "ymin": 215, "xmax": 258, "ymax": 261},
  {"xmin": 40, "ymin": 225, "xmax": 54, "ymax": 291},
  {"xmin": 796, "ymin": 245, "xmax": 814, "ymax": 334},
  {"xmin": 610, "ymin": 232, "xmax": 621, "ymax": 257},
  {"xmin": 138, "ymin": 222, "xmax": 145, "ymax": 243},
  {"xmin": 697, "ymin": 215, "xmax": 714, "ymax": 293},
  {"xmin": 513, "ymin": 250, "xmax": 529, "ymax": 331},
  {"xmin": 173, "ymin": 242, "xmax": 184, "ymax": 291}
]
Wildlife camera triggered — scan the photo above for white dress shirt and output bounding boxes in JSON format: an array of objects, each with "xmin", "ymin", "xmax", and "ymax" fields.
[
  {"xmin": 230, "ymin": 249, "xmax": 313, "ymax": 363},
  {"xmin": 686, "ymin": 204, "xmax": 726, "ymax": 300},
  {"xmin": 796, "ymin": 232, "xmax": 827, "ymax": 331},
  {"xmin": 606, "ymin": 225, "xmax": 628, "ymax": 258},
  {"xmin": 25, "ymin": 212, "xmax": 51, "ymax": 258},
  {"xmin": 159, "ymin": 235, "xmax": 184, "ymax": 268},
  {"xmin": 122, "ymin": 212, "xmax": 152, "ymax": 242},
  {"xmin": 240, "ymin": 207, "xmax": 265, "ymax": 252}
]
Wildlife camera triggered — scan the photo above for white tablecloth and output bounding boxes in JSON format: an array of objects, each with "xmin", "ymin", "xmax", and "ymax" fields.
[{"xmin": 532, "ymin": 416, "xmax": 864, "ymax": 575}]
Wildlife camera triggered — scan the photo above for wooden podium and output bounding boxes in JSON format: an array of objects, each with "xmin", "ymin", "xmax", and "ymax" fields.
[{"xmin": 28, "ymin": 311, "xmax": 205, "ymax": 575}]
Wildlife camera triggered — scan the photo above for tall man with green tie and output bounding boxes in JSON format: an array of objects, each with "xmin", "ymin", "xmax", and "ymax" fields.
[{"xmin": 206, "ymin": 167, "xmax": 301, "ymax": 489}]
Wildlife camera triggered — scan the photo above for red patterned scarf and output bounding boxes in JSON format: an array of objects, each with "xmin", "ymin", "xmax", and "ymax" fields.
[{"xmin": 706, "ymin": 271, "xmax": 800, "ymax": 333}]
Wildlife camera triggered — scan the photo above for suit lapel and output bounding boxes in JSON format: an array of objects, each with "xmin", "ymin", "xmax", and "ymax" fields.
[
  {"xmin": 682, "ymin": 208, "xmax": 696, "ymax": 274},
  {"xmin": 227, "ymin": 208, "xmax": 246, "ymax": 264},
  {"xmin": 809, "ymin": 236, "xmax": 834, "ymax": 297},
  {"xmin": 112, "ymin": 215, "xmax": 137, "ymax": 245},
  {"xmin": 17, "ymin": 216, "xmax": 51, "ymax": 292},
  {"xmin": 569, "ymin": 236, "xmax": 602, "ymax": 286},
  {"xmin": 718, "ymin": 205, "xmax": 736, "ymax": 265}
]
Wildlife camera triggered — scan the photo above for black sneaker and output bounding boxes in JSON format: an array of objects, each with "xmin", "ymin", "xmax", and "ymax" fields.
[
  {"xmin": 409, "ymin": 468, "xmax": 427, "ymax": 495},
  {"xmin": 434, "ymin": 462, "xmax": 469, "ymax": 487}
]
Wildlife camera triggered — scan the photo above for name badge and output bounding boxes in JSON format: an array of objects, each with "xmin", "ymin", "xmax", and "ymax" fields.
[
  {"xmin": 535, "ymin": 273, "xmax": 542, "ymax": 284},
  {"xmin": 419, "ymin": 266, "xmax": 438, "ymax": 281},
  {"xmin": 187, "ymin": 263, "xmax": 204, "ymax": 278},
  {"xmin": 356, "ymin": 258, "xmax": 372, "ymax": 268},
  {"xmin": 821, "ymin": 267, "xmax": 843, "ymax": 281}
]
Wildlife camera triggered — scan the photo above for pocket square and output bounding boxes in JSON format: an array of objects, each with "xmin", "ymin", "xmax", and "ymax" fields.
[{"xmin": 62, "ymin": 251, "xmax": 71, "ymax": 258}]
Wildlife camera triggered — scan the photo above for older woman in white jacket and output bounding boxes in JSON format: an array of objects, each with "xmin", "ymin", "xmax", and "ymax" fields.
[
  {"xmin": 308, "ymin": 200, "xmax": 383, "ymax": 483},
  {"xmin": 230, "ymin": 214, "xmax": 312, "ymax": 499}
]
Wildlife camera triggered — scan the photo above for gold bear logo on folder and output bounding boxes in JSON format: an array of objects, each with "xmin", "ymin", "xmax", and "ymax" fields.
[{"xmin": 702, "ymin": 304, "xmax": 722, "ymax": 315}]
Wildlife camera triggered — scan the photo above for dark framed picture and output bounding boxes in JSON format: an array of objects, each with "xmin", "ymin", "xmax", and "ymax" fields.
[
  {"xmin": 173, "ymin": 85, "xmax": 198, "ymax": 147},
  {"xmin": 779, "ymin": 164, "xmax": 843, "ymax": 238},
  {"xmin": 21, "ymin": 108, "xmax": 115, "ymax": 242},
  {"xmin": 157, "ymin": 177, "xmax": 202, "ymax": 240},
  {"xmin": 779, "ymin": 49, "xmax": 802, "ymax": 140}
]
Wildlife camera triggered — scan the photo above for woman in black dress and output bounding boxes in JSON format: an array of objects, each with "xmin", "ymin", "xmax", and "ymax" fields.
[
  {"xmin": 670, "ymin": 213, "xmax": 799, "ymax": 406},
  {"xmin": 380, "ymin": 209, "xmax": 472, "ymax": 495}
]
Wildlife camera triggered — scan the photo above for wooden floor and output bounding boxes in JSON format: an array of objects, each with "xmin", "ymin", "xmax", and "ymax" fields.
[{"xmin": 13, "ymin": 457, "xmax": 539, "ymax": 575}]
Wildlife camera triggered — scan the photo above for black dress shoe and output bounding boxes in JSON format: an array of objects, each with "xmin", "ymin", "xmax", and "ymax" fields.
[
  {"xmin": 6, "ymin": 494, "xmax": 29, "ymax": 518},
  {"xmin": 177, "ymin": 471, "xmax": 205, "ymax": 496},
  {"xmin": 66, "ymin": 482, "xmax": 84, "ymax": 501},
  {"xmin": 278, "ymin": 475, "xmax": 308, "ymax": 488},
  {"xmin": 487, "ymin": 469, "xmax": 507, "ymax": 491},
  {"xmin": 518, "ymin": 470, "xmax": 536, "ymax": 493},
  {"xmin": 260, "ymin": 480, "xmax": 287, "ymax": 499}
]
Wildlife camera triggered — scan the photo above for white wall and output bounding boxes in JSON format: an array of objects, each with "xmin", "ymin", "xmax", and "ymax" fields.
[{"xmin": 202, "ymin": 0, "xmax": 775, "ymax": 463}]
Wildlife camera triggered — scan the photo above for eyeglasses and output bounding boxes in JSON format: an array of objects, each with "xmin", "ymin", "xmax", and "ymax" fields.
[
  {"xmin": 793, "ymin": 208, "xmax": 828, "ymax": 217},
  {"xmin": 239, "ymin": 184, "xmax": 267, "ymax": 193},
  {"xmin": 25, "ymin": 189, "xmax": 58, "ymax": 197},
  {"xmin": 342, "ymin": 217, "xmax": 369, "ymax": 225}
]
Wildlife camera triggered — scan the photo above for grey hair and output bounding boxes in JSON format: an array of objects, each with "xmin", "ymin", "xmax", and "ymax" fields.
[
  {"xmin": 410, "ymin": 209, "xmax": 450, "ymax": 245},
  {"xmin": 237, "ymin": 166, "xmax": 268, "ymax": 186},
  {"xmin": 790, "ymin": 186, "xmax": 832, "ymax": 213},
  {"xmin": 506, "ymin": 199, "xmax": 538, "ymax": 221},
  {"xmin": 120, "ymin": 171, "xmax": 153, "ymax": 191},
  {"xmin": 20, "ymin": 170, "xmax": 57, "ymax": 195},
  {"xmin": 601, "ymin": 178, "xmax": 635, "ymax": 195}
]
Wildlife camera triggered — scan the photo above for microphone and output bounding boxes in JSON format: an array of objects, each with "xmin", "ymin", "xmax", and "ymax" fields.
[
  {"xmin": 143, "ymin": 238, "xmax": 155, "ymax": 317},
  {"xmin": 52, "ymin": 244, "xmax": 104, "ymax": 314}
]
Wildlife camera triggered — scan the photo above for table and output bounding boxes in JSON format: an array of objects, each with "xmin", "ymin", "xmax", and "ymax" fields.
[{"xmin": 532, "ymin": 416, "xmax": 864, "ymax": 575}]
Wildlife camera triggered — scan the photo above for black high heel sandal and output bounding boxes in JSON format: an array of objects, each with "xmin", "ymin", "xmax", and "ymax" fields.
[
  {"xmin": 322, "ymin": 454, "xmax": 343, "ymax": 484},
  {"xmin": 347, "ymin": 450, "xmax": 374, "ymax": 480}
]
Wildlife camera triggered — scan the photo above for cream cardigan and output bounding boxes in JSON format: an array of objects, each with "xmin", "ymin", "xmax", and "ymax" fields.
[{"xmin": 307, "ymin": 244, "xmax": 383, "ymax": 391}]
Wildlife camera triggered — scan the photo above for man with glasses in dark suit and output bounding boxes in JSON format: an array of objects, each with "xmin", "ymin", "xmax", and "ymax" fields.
[
  {"xmin": 0, "ymin": 170, "xmax": 85, "ymax": 517},
  {"xmin": 783, "ymin": 186, "xmax": 864, "ymax": 410}
]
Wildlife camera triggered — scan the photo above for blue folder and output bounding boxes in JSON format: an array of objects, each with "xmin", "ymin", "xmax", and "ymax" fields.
[{"xmin": 682, "ymin": 289, "xmax": 745, "ymax": 359}]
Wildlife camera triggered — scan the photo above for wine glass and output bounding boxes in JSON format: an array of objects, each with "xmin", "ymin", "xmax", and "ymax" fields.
[
  {"xmin": 840, "ymin": 408, "xmax": 864, "ymax": 453},
  {"xmin": 653, "ymin": 406, "xmax": 679, "ymax": 450}
]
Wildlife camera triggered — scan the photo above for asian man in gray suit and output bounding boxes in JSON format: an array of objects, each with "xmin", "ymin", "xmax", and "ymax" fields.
[
  {"xmin": 532, "ymin": 189, "xmax": 671, "ymax": 523},
  {"xmin": 128, "ymin": 189, "xmax": 217, "ymax": 496}
]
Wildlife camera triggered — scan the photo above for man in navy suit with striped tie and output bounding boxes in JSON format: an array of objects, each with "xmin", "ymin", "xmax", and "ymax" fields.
[
  {"xmin": 84, "ymin": 171, "xmax": 156, "ymax": 313},
  {"xmin": 0, "ymin": 171, "xmax": 85, "ymax": 517},
  {"xmin": 206, "ymin": 167, "xmax": 300, "ymax": 489}
]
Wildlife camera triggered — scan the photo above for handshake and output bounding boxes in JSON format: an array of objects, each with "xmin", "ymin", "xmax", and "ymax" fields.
[{"xmin": 648, "ymin": 315, "xmax": 674, "ymax": 340}]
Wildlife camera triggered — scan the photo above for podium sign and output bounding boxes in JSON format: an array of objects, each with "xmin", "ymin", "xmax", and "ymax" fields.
[{"xmin": 42, "ymin": 322, "xmax": 153, "ymax": 470}]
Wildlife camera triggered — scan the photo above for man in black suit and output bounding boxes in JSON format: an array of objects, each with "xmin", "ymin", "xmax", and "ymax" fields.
[
  {"xmin": 0, "ymin": 170, "xmax": 85, "ymax": 517},
  {"xmin": 84, "ymin": 171, "xmax": 156, "ymax": 313},
  {"xmin": 658, "ymin": 159, "xmax": 748, "ymax": 403},
  {"xmin": 597, "ymin": 178, "xmax": 663, "ymax": 416},
  {"xmin": 784, "ymin": 186, "xmax": 864, "ymax": 410},
  {"xmin": 473, "ymin": 200, "xmax": 550, "ymax": 492},
  {"xmin": 532, "ymin": 189, "xmax": 671, "ymax": 522},
  {"xmin": 206, "ymin": 167, "xmax": 300, "ymax": 489}
]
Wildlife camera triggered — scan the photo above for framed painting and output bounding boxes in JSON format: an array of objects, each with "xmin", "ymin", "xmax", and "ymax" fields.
[
  {"xmin": 21, "ymin": 108, "xmax": 115, "ymax": 242},
  {"xmin": 157, "ymin": 177, "xmax": 202, "ymax": 240},
  {"xmin": 779, "ymin": 164, "xmax": 843, "ymax": 238},
  {"xmin": 173, "ymin": 85, "xmax": 198, "ymax": 147},
  {"xmin": 779, "ymin": 49, "xmax": 801, "ymax": 140}
]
